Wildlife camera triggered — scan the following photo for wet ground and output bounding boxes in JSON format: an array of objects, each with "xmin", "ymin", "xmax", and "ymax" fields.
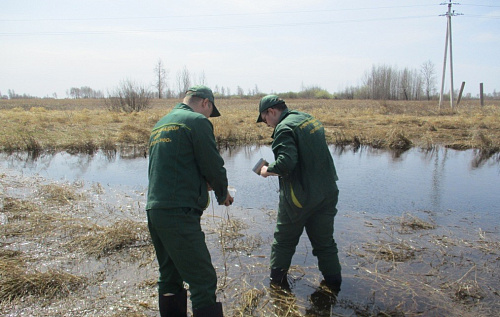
[
  {"xmin": 2, "ymin": 145, "xmax": 500, "ymax": 316},
  {"xmin": 1, "ymin": 158, "xmax": 499, "ymax": 316}
]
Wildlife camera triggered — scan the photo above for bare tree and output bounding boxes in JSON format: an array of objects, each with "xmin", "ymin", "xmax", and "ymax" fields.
[
  {"xmin": 254, "ymin": 84, "xmax": 260, "ymax": 96},
  {"xmin": 69, "ymin": 87, "xmax": 81, "ymax": 99},
  {"xmin": 176, "ymin": 66, "xmax": 191, "ymax": 97},
  {"xmin": 176, "ymin": 71, "xmax": 183, "ymax": 98},
  {"xmin": 363, "ymin": 65, "xmax": 397, "ymax": 100},
  {"xmin": 399, "ymin": 68, "xmax": 412, "ymax": 100},
  {"xmin": 154, "ymin": 59, "xmax": 168, "ymax": 99},
  {"xmin": 236, "ymin": 86, "xmax": 244, "ymax": 96},
  {"xmin": 181, "ymin": 66, "xmax": 191, "ymax": 93},
  {"xmin": 198, "ymin": 71, "xmax": 206, "ymax": 86},
  {"xmin": 421, "ymin": 60, "xmax": 436, "ymax": 101},
  {"xmin": 361, "ymin": 64, "xmax": 427, "ymax": 100},
  {"xmin": 106, "ymin": 79, "xmax": 153, "ymax": 112},
  {"xmin": 68, "ymin": 86, "xmax": 104, "ymax": 99}
]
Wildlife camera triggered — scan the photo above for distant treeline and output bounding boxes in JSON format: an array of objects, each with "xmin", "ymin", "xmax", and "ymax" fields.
[{"xmin": 2, "ymin": 62, "xmax": 499, "ymax": 101}]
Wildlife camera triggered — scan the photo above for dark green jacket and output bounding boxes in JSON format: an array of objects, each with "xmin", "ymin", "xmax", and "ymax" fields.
[
  {"xmin": 146, "ymin": 103, "xmax": 228, "ymax": 211},
  {"xmin": 267, "ymin": 109, "xmax": 338, "ymax": 220}
]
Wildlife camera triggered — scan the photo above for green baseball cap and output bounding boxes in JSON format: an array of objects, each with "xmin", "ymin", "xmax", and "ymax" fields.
[
  {"xmin": 185, "ymin": 85, "xmax": 220, "ymax": 117},
  {"xmin": 256, "ymin": 95, "xmax": 285, "ymax": 123}
]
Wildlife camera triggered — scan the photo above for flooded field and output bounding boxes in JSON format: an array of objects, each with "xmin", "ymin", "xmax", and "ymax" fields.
[{"xmin": 1, "ymin": 146, "xmax": 499, "ymax": 316}]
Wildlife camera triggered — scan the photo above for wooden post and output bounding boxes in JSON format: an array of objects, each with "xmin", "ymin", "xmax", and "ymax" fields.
[
  {"xmin": 448, "ymin": 12, "xmax": 454, "ymax": 110},
  {"xmin": 457, "ymin": 81, "xmax": 465, "ymax": 106},
  {"xmin": 439, "ymin": 20, "xmax": 449, "ymax": 110},
  {"xmin": 480, "ymin": 83, "xmax": 484, "ymax": 106}
]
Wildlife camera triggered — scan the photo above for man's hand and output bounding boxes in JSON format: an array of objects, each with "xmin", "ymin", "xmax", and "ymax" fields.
[
  {"xmin": 223, "ymin": 193, "xmax": 234, "ymax": 206},
  {"xmin": 259, "ymin": 165, "xmax": 278, "ymax": 178}
]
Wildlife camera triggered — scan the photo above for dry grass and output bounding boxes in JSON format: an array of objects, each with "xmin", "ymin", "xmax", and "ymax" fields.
[
  {"xmin": 2, "ymin": 197, "xmax": 39, "ymax": 221},
  {"xmin": 39, "ymin": 183, "xmax": 85, "ymax": 204},
  {"xmin": 0, "ymin": 250, "xmax": 24, "ymax": 267},
  {"xmin": 1, "ymin": 99, "xmax": 499, "ymax": 154},
  {"xmin": 0, "ymin": 249, "xmax": 86, "ymax": 302},
  {"xmin": 0, "ymin": 266, "xmax": 87, "ymax": 302},
  {"xmin": 398, "ymin": 212, "xmax": 436, "ymax": 233},
  {"xmin": 362, "ymin": 239, "xmax": 419, "ymax": 262},
  {"xmin": 66, "ymin": 220, "xmax": 150, "ymax": 258}
]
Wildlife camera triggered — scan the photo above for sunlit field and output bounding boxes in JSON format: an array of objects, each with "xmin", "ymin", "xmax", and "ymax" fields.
[{"xmin": 1, "ymin": 98, "xmax": 499, "ymax": 154}]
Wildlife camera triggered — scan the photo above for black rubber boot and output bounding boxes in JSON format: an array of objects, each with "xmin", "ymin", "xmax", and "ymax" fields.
[
  {"xmin": 306, "ymin": 287, "xmax": 338, "ymax": 316},
  {"xmin": 159, "ymin": 289, "xmax": 187, "ymax": 317},
  {"xmin": 323, "ymin": 273, "xmax": 342, "ymax": 293},
  {"xmin": 192, "ymin": 302, "xmax": 223, "ymax": 317},
  {"xmin": 270, "ymin": 268, "xmax": 290, "ymax": 291}
]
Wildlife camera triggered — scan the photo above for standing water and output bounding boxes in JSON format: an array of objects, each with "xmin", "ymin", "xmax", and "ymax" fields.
[
  {"xmin": 1, "ymin": 146, "xmax": 497, "ymax": 229},
  {"xmin": 1, "ymin": 146, "xmax": 499, "ymax": 316}
]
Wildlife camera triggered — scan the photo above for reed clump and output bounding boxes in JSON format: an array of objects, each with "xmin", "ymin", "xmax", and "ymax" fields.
[
  {"xmin": 363, "ymin": 240, "xmax": 418, "ymax": 262},
  {"xmin": 0, "ymin": 249, "xmax": 86, "ymax": 302},
  {"xmin": 0, "ymin": 266, "xmax": 87, "ymax": 301},
  {"xmin": 39, "ymin": 183, "xmax": 85, "ymax": 205},
  {"xmin": 2, "ymin": 197, "xmax": 39, "ymax": 220},
  {"xmin": 66, "ymin": 220, "xmax": 150, "ymax": 258},
  {"xmin": 399, "ymin": 213, "xmax": 436, "ymax": 233}
]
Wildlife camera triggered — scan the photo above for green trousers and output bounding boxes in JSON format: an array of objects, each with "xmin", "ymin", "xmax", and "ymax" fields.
[
  {"xmin": 147, "ymin": 208, "xmax": 217, "ymax": 310},
  {"xmin": 271, "ymin": 188, "xmax": 341, "ymax": 276}
]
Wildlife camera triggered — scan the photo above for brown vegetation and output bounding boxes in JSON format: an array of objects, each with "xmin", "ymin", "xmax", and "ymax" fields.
[{"xmin": 1, "ymin": 98, "xmax": 499, "ymax": 154}]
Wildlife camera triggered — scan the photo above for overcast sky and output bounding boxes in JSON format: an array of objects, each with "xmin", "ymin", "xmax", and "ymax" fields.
[{"xmin": 1, "ymin": 0, "xmax": 499, "ymax": 98}]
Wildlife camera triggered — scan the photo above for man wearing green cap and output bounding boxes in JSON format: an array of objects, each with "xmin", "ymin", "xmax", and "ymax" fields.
[
  {"xmin": 256, "ymin": 95, "xmax": 342, "ymax": 294},
  {"xmin": 147, "ymin": 85, "xmax": 233, "ymax": 317}
]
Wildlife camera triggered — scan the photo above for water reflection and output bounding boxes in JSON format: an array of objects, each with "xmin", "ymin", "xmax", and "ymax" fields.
[
  {"xmin": 470, "ymin": 148, "xmax": 500, "ymax": 169},
  {"xmin": 430, "ymin": 148, "xmax": 446, "ymax": 209},
  {"xmin": 0, "ymin": 146, "xmax": 498, "ymax": 231}
]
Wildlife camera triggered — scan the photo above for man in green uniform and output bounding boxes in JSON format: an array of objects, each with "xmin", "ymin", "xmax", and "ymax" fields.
[
  {"xmin": 256, "ymin": 95, "xmax": 342, "ymax": 293},
  {"xmin": 147, "ymin": 85, "xmax": 233, "ymax": 317}
]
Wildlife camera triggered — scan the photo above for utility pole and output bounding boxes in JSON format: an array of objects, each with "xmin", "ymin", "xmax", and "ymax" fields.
[{"xmin": 438, "ymin": 1, "xmax": 462, "ymax": 110}]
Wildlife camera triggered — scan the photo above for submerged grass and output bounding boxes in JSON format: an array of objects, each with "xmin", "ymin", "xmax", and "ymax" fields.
[
  {"xmin": 399, "ymin": 212, "xmax": 436, "ymax": 233},
  {"xmin": 1, "ymin": 99, "xmax": 499, "ymax": 154},
  {"xmin": 362, "ymin": 239, "xmax": 418, "ymax": 262}
]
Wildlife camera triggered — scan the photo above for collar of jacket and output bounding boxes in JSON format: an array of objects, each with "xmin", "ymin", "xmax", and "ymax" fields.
[
  {"xmin": 174, "ymin": 103, "xmax": 194, "ymax": 112},
  {"xmin": 271, "ymin": 108, "xmax": 291, "ymax": 139}
]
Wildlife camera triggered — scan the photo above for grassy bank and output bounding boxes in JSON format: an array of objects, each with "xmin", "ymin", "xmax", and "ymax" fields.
[{"xmin": 1, "ymin": 99, "xmax": 499, "ymax": 154}]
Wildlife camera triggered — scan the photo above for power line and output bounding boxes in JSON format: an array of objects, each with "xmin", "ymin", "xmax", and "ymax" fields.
[
  {"xmin": 0, "ymin": 15, "xmax": 438, "ymax": 36},
  {"xmin": 462, "ymin": 14, "xmax": 500, "ymax": 19},
  {"xmin": 461, "ymin": 4, "xmax": 500, "ymax": 8},
  {"xmin": 0, "ymin": 5, "xmax": 437, "ymax": 22}
]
